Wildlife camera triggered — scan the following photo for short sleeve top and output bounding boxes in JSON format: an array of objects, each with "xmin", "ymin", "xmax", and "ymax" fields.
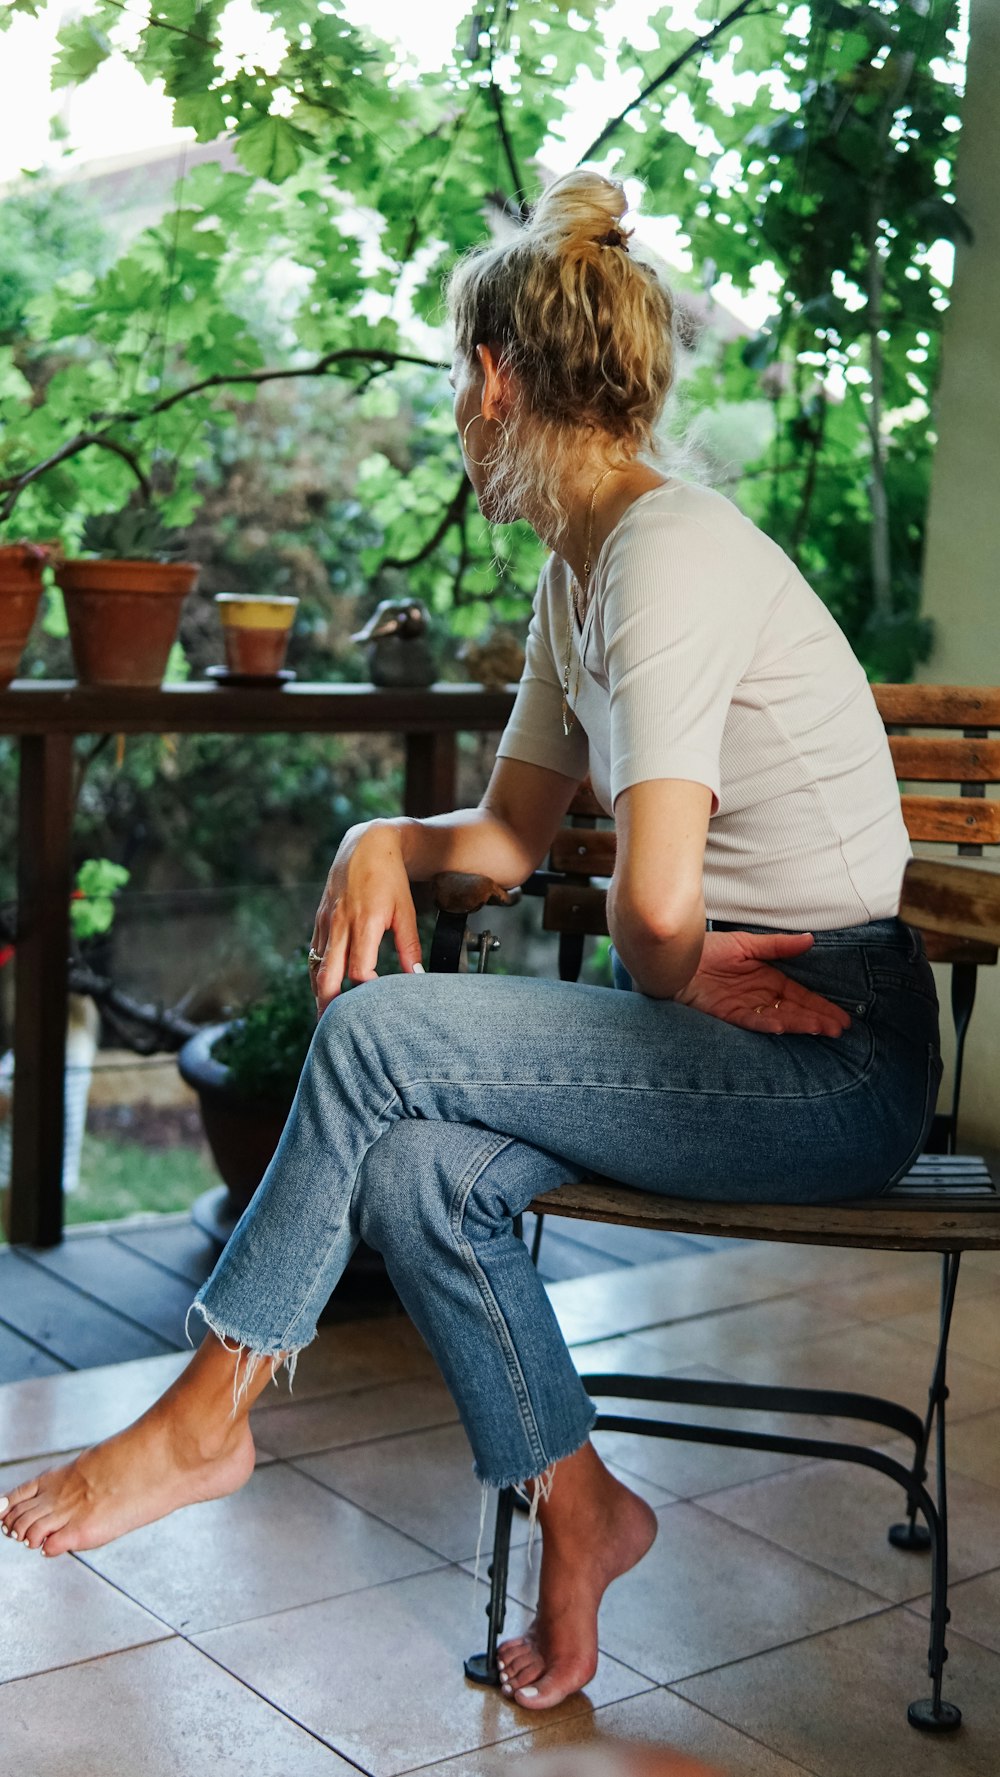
[{"xmin": 495, "ymin": 479, "xmax": 911, "ymax": 929}]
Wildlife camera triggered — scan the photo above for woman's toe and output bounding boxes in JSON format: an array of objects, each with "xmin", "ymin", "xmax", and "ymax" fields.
[
  {"xmin": 8, "ymin": 1497, "xmax": 48, "ymax": 1538},
  {"xmin": 498, "ymin": 1635, "xmax": 531, "ymax": 1665},
  {"xmin": 504, "ymin": 1649, "xmax": 545, "ymax": 1687},
  {"xmin": 37, "ymin": 1526, "xmax": 74, "ymax": 1557}
]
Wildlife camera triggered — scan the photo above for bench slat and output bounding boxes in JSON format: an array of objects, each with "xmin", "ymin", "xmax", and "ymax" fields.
[
  {"xmin": 549, "ymin": 829, "xmax": 616, "ymax": 874},
  {"xmin": 900, "ymin": 795, "xmax": 1000, "ymax": 844},
  {"xmin": 874, "ymin": 685, "xmax": 1000, "ymax": 727},
  {"xmin": 889, "ymin": 737, "xmax": 1000, "ymax": 782}
]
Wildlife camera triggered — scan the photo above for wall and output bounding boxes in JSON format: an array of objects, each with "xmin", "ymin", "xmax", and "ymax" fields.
[{"xmin": 919, "ymin": 0, "xmax": 1000, "ymax": 1148}]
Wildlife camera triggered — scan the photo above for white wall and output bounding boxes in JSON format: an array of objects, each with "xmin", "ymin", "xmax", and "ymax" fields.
[{"xmin": 920, "ymin": 0, "xmax": 1000, "ymax": 1148}]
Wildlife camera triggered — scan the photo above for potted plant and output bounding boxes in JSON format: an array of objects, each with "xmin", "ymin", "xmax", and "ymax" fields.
[
  {"xmin": 56, "ymin": 503, "xmax": 199, "ymax": 688},
  {"xmin": 177, "ymin": 955, "xmax": 401, "ymax": 1303},
  {"xmin": 177, "ymin": 955, "xmax": 316, "ymax": 1229},
  {"xmin": 0, "ymin": 540, "xmax": 50, "ymax": 688}
]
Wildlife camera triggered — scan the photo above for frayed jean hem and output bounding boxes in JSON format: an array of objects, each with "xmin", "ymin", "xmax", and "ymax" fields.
[
  {"xmin": 185, "ymin": 1298, "xmax": 318, "ymax": 1411},
  {"xmin": 470, "ymin": 1405, "xmax": 598, "ymax": 1494}
]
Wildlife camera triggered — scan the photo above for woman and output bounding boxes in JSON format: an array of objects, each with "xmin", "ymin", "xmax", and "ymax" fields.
[{"xmin": 0, "ymin": 172, "xmax": 940, "ymax": 1712}]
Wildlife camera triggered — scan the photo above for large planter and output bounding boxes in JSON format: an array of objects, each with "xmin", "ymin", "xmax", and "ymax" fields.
[
  {"xmin": 177, "ymin": 1022, "xmax": 288, "ymax": 1217},
  {"xmin": 56, "ymin": 557, "xmax": 199, "ymax": 687},
  {"xmin": 178, "ymin": 1022, "xmax": 395, "ymax": 1306},
  {"xmin": 0, "ymin": 544, "xmax": 46, "ymax": 689}
]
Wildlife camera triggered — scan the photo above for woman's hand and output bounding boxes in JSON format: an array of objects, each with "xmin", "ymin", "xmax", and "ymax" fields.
[
  {"xmin": 309, "ymin": 822, "xmax": 423, "ymax": 1014},
  {"xmin": 674, "ymin": 930, "xmax": 852, "ymax": 1036}
]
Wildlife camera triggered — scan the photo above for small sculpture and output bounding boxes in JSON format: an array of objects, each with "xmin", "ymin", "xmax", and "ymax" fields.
[
  {"xmin": 351, "ymin": 597, "xmax": 437, "ymax": 688},
  {"xmin": 458, "ymin": 628, "xmax": 526, "ymax": 690}
]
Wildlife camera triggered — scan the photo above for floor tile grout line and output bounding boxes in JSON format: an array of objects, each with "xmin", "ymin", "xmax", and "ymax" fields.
[
  {"xmin": 676, "ymin": 1495, "xmax": 913, "ymax": 1610},
  {"xmin": 254, "ymin": 1410, "xmax": 462, "ymax": 1463},
  {"xmin": 0, "ymin": 1628, "xmax": 176, "ymax": 1690},
  {"xmin": 666, "ymin": 1597, "xmax": 904, "ymax": 1690},
  {"xmin": 278, "ymin": 1451, "xmax": 518, "ymax": 1570},
  {"xmin": 658, "ymin": 1685, "xmax": 825, "ymax": 1777},
  {"xmin": 149, "ymin": 1628, "xmax": 380, "ymax": 1775},
  {"xmin": 73, "ymin": 1535, "xmax": 457, "ymax": 1645}
]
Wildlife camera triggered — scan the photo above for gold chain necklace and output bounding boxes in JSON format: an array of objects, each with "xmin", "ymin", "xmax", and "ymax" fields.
[{"xmin": 561, "ymin": 465, "xmax": 620, "ymax": 737}]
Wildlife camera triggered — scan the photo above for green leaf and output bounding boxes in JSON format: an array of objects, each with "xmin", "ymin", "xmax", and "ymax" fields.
[
  {"xmin": 51, "ymin": 18, "xmax": 112, "ymax": 89},
  {"xmin": 173, "ymin": 89, "xmax": 229, "ymax": 143},
  {"xmin": 0, "ymin": 0, "xmax": 46, "ymax": 32},
  {"xmin": 235, "ymin": 116, "xmax": 307, "ymax": 184}
]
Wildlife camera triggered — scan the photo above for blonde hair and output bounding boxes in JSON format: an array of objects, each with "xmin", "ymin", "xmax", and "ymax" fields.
[{"xmin": 447, "ymin": 170, "xmax": 675, "ymax": 532}]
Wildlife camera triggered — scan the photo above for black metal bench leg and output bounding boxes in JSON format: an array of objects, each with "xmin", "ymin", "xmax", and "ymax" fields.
[
  {"xmin": 889, "ymin": 1252, "xmax": 961, "ymax": 1553},
  {"xmin": 465, "ymin": 1486, "xmax": 516, "ymax": 1686},
  {"xmin": 907, "ymin": 1483, "xmax": 961, "ymax": 1731},
  {"xmin": 905, "ymin": 1253, "xmax": 962, "ymax": 1733}
]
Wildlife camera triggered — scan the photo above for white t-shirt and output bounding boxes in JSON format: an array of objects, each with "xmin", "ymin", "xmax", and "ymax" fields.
[{"xmin": 496, "ymin": 479, "xmax": 911, "ymax": 929}]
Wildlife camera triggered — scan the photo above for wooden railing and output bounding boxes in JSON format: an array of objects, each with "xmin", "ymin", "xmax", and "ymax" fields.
[{"xmin": 0, "ymin": 681, "xmax": 517, "ymax": 1246}]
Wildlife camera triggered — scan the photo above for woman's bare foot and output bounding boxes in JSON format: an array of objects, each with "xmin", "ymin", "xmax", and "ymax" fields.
[
  {"xmin": 0, "ymin": 1334, "xmax": 274, "ymax": 1557},
  {"xmin": 496, "ymin": 1444, "xmax": 658, "ymax": 1710}
]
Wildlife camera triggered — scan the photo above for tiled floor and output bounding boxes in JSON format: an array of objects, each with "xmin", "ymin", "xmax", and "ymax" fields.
[{"xmin": 2, "ymin": 1241, "xmax": 1000, "ymax": 1777}]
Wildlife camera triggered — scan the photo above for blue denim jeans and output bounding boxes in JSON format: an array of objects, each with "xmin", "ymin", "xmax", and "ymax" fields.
[{"xmin": 192, "ymin": 916, "xmax": 941, "ymax": 1488}]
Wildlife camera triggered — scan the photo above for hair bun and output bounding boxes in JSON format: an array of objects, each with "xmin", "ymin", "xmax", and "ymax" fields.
[{"xmin": 527, "ymin": 169, "xmax": 631, "ymax": 261}]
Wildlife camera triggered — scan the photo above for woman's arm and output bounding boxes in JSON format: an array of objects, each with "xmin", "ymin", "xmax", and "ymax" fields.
[
  {"xmin": 392, "ymin": 755, "xmax": 583, "ymax": 888},
  {"xmin": 607, "ymin": 778, "xmax": 711, "ymax": 999},
  {"xmin": 310, "ymin": 757, "xmax": 581, "ymax": 1008},
  {"xmin": 608, "ymin": 777, "xmax": 850, "ymax": 1036}
]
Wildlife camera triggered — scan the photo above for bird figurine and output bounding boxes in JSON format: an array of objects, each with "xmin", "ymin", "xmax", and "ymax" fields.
[
  {"xmin": 351, "ymin": 598, "xmax": 437, "ymax": 688},
  {"xmin": 458, "ymin": 627, "xmax": 526, "ymax": 690}
]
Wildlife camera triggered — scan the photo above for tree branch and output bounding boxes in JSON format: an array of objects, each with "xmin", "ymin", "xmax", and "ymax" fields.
[
  {"xmin": 487, "ymin": 79, "xmax": 528, "ymax": 209},
  {"xmin": 381, "ymin": 475, "xmax": 472, "ymax": 570},
  {"xmin": 577, "ymin": 0, "xmax": 762, "ymax": 166},
  {"xmin": 0, "ymin": 346, "xmax": 447, "ymax": 522},
  {"xmin": 0, "ymin": 433, "xmax": 153, "ymax": 522},
  {"xmin": 98, "ymin": 0, "xmax": 219, "ymax": 50}
]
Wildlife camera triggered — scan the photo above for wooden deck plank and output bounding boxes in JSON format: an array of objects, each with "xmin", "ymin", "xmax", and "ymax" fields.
[
  {"xmin": 111, "ymin": 1220, "xmax": 221, "ymax": 1289},
  {"xmin": 27, "ymin": 1234, "xmax": 197, "ymax": 1348},
  {"xmin": 0, "ymin": 1316, "xmax": 69, "ymax": 1384},
  {"xmin": 0, "ymin": 1249, "xmax": 175, "ymax": 1368}
]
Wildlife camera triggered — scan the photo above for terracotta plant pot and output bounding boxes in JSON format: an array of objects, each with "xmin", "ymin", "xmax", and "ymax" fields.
[
  {"xmin": 56, "ymin": 558, "xmax": 199, "ymax": 688},
  {"xmin": 216, "ymin": 594, "xmax": 298, "ymax": 677},
  {"xmin": 0, "ymin": 544, "xmax": 47, "ymax": 689}
]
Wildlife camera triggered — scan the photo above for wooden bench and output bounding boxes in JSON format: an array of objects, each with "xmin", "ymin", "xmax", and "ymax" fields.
[{"xmin": 430, "ymin": 684, "xmax": 1000, "ymax": 1733}]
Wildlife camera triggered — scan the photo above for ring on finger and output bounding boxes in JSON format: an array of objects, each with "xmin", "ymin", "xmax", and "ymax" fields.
[{"xmin": 307, "ymin": 947, "xmax": 324, "ymax": 969}]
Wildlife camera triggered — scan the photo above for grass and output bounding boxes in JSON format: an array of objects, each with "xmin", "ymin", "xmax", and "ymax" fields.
[{"xmin": 64, "ymin": 1130, "xmax": 218, "ymax": 1227}]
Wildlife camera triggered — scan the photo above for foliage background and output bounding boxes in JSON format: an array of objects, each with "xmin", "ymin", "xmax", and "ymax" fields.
[{"xmin": 0, "ymin": 0, "xmax": 969, "ymax": 961}]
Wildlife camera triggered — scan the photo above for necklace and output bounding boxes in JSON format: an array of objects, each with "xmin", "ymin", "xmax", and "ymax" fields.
[{"xmin": 561, "ymin": 465, "xmax": 620, "ymax": 736}]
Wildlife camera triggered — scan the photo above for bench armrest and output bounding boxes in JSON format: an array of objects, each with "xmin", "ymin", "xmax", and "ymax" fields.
[{"xmin": 430, "ymin": 872, "xmax": 520, "ymax": 915}]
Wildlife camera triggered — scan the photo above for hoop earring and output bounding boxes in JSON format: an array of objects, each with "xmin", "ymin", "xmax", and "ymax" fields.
[{"xmin": 463, "ymin": 413, "xmax": 509, "ymax": 468}]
